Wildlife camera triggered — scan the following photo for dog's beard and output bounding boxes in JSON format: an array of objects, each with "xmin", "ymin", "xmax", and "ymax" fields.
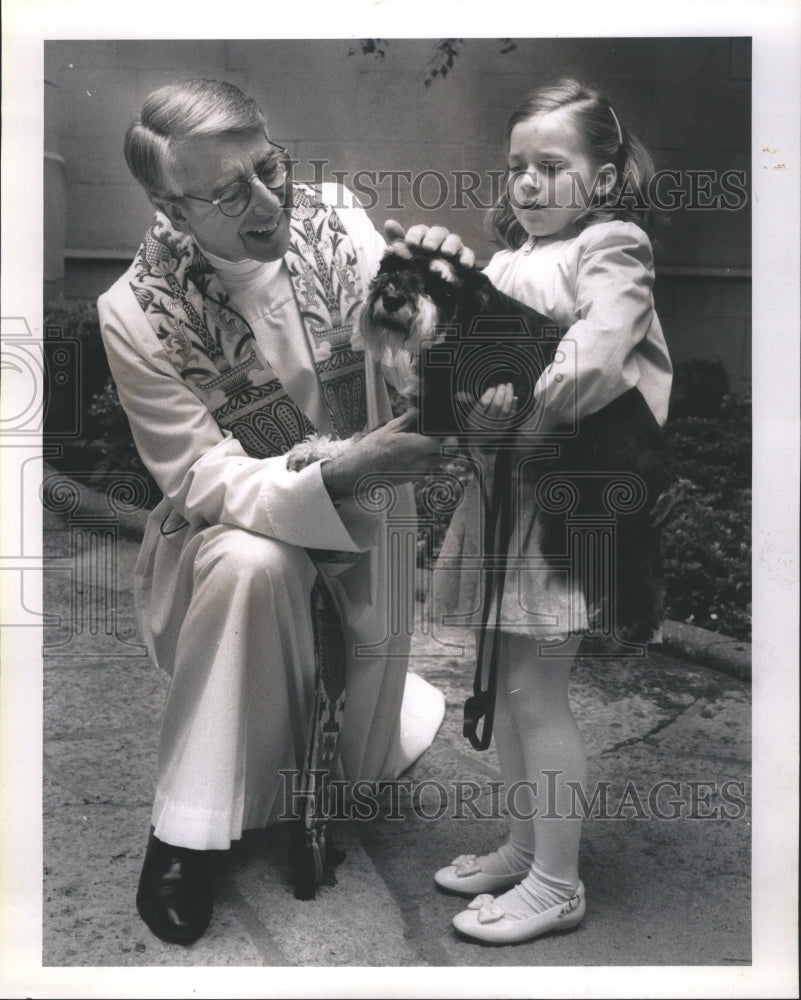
[
  {"xmin": 360, "ymin": 292, "xmax": 440, "ymax": 357},
  {"xmin": 359, "ymin": 292, "xmax": 442, "ymax": 400},
  {"xmin": 389, "ymin": 348, "xmax": 419, "ymax": 400}
]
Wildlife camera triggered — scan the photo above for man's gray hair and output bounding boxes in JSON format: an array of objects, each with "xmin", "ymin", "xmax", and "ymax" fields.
[{"xmin": 124, "ymin": 78, "xmax": 266, "ymax": 198}]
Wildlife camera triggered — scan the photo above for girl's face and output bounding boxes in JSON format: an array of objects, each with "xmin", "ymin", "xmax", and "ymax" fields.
[{"xmin": 507, "ymin": 108, "xmax": 616, "ymax": 240}]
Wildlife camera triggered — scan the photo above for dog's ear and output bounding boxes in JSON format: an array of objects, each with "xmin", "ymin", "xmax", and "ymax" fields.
[{"xmin": 467, "ymin": 278, "xmax": 493, "ymax": 313}]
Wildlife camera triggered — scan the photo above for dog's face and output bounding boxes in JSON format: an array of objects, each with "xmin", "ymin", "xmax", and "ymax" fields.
[{"xmin": 359, "ymin": 241, "xmax": 465, "ymax": 356}]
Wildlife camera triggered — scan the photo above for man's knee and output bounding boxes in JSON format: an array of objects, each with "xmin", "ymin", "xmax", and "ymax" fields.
[{"xmin": 194, "ymin": 526, "xmax": 314, "ymax": 594}]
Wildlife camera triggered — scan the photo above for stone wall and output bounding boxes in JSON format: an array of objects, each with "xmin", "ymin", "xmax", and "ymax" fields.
[{"xmin": 44, "ymin": 37, "xmax": 751, "ymax": 392}]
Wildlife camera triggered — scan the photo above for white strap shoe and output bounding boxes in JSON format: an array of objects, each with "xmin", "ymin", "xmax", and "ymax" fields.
[
  {"xmin": 433, "ymin": 854, "xmax": 530, "ymax": 896},
  {"xmin": 452, "ymin": 881, "xmax": 586, "ymax": 944}
]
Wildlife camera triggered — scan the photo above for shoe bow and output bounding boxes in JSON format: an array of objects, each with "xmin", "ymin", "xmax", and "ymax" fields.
[
  {"xmin": 466, "ymin": 892, "xmax": 512, "ymax": 924},
  {"xmin": 451, "ymin": 854, "xmax": 481, "ymax": 877}
]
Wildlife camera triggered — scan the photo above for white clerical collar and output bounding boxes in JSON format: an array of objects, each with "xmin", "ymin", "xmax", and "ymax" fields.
[{"xmin": 198, "ymin": 243, "xmax": 283, "ymax": 284}]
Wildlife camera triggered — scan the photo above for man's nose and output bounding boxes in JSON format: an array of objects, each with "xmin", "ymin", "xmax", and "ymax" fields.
[{"xmin": 249, "ymin": 176, "xmax": 286, "ymax": 211}]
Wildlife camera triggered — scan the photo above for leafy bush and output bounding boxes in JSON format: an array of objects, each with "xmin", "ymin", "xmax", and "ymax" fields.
[
  {"xmin": 659, "ymin": 479, "xmax": 751, "ymax": 640},
  {"xmin": 659, "ymin": 361, "xmax": 751, "ymax": 641},
  {"xmin": 44, "ymin": 298, "xmax": 160, "ymax": 506}
]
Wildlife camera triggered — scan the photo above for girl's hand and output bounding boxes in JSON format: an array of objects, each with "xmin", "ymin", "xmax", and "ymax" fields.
[
  {"xmin": 321, "ymin": 409, "xmax": 448, "ymax": 501},
  {"xmin": 461, "ymin": 383, "xmax": 519, "ymax": 452},
  {"xmin": 475, "ymin": 382, "xmax": 519, "ymax": 425},
  {"xmin": 384, "ymin": 219, "xmax": 475, "ymax": 268}
]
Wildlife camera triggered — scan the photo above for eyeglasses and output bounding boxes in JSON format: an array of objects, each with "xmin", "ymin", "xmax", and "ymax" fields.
[{"xmin": 180, "ymin": 144, "xmax": 291, "ymax": 217}]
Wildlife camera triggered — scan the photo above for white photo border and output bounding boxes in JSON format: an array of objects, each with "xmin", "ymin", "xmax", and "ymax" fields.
[{"xmin": 1, "ymin": 2, "xmax": 798, "ymax": 997}]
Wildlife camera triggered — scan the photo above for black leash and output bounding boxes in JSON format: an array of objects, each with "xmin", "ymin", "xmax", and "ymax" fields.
[{"xmin": 463, "ymin": 447, "xmax": 514, "ymax": 751}]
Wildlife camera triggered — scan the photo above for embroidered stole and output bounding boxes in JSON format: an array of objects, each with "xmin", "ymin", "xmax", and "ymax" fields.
[
  {"xmin": 130, "ymin": 185, "xmax": 365, "ymax": 898},
  {"xmin": 129, "ymin": 185, "xmax": 367, "ymax": 457}
]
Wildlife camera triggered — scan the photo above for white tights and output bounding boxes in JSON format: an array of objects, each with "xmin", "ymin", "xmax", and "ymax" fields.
[{"xmin": 475, "ymin": 632, "xmax": 586, "ymax": 906}]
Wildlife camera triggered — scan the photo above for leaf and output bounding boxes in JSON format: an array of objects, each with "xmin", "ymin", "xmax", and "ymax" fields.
[
  {"xmin": 424, "ymin": 38, "xmax": 464, "ymax": 86},
  {"xmin": 348, "ymin": 39, "xmax": 388, "ymax": 59}
]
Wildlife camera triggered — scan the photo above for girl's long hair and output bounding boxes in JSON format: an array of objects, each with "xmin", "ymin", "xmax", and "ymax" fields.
[{"xmin": 492, "ymin": 78, "xmax": 657, "ymax": 251}]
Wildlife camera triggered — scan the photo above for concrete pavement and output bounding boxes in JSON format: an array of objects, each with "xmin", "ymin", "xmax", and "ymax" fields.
[{"xmin": 40, "ymin": 488, "xmax": 753, "ymax": 981}]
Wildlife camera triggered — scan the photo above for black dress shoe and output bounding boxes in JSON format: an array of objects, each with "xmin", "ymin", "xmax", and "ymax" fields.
[{"xmin": 135, "ymin": 830, "xmax": 215, "ymax": 945}]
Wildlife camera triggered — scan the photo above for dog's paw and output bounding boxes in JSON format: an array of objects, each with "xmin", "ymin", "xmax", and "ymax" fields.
[
  {"xmin": 285, "ymin": 433, "xmax": 364, "ymax": 472},
  {"xmin": 285, "ymin": 435, "xmax": 329, "ymax": 472}
]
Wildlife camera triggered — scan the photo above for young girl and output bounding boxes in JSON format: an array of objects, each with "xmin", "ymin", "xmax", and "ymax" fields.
[{"xmin": 433, "ymin": 78, "xmax": 673, "ymax": 944}]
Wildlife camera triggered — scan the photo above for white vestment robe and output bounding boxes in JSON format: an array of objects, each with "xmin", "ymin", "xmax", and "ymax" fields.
[{"xmin": 98, "ymin": 186, "xmax": 445, "ymax": 850}]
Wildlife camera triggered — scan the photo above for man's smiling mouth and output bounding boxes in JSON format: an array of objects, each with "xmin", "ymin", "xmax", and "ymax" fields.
[{"xmin": 247, "ymin": 218, "xmax": 281, "ymax": 237}]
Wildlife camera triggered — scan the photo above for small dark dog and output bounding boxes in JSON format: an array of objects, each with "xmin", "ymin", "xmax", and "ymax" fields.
[
  {"xmin": 357, "ymin": 240, "xmax": 560, "ymax": 434},
  {"xmin": 286, "ymin": 240, "xmax": 669, "ymax": 643},
  {"xmin": 284, "ymin": 239, "xmax": 557, "ymax": 470}
]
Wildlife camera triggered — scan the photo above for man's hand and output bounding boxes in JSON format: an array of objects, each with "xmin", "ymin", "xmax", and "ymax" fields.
[
  {"xmin": 384, "ymin": 219, "xmax": 475, "ymax": 269},
  {"xmin": 320, "ymin": 409, "xmax": 448, "ymax": 501}
]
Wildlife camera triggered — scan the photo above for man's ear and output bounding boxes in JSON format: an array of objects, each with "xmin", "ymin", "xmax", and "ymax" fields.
[{"xmin": 151, "ymin": 195, "xmax": 191, "ymax": 232}]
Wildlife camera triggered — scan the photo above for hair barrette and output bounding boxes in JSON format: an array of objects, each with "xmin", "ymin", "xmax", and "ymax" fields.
[{"xmin": 609, "ymin": 105, "xmax": 623, "ymax": 147}]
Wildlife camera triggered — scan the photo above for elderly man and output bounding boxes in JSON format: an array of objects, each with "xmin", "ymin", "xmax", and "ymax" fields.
[{"xmin": 98, "ymin": 78, "xmax": 468, "ymax": 944}]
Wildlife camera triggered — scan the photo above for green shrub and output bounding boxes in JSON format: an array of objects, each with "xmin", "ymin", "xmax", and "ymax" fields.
[
  {"xmin": 44, "ymin": 298, "xmax": 159, "ymax": 506},
  {"xmin": 659, "ymin": 479, "xmax": 751, "ymax": 641},
  {"xmin": 660, "ymin": 363, "xmax": 751, "ymax": 641}
]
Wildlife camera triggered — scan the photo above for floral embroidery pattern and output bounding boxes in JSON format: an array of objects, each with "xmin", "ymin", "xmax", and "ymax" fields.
[{"xmin": 129, "ymin": 186, "xmax": 366, "ymax": 458}]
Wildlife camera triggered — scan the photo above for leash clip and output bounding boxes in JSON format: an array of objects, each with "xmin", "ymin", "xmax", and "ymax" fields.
[{"xmin": 463, "ymin": 691, "xmax": 494, "ymax": 751}]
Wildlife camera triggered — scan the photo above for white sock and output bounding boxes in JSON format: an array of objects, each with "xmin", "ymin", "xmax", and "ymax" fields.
[
  {"xmin": 492, "ymin": 862, "xmax": 578, "ymax": 917},
  {"xmin": 474, "ymin": 839, "xmax": 533, "ymax": 876}
]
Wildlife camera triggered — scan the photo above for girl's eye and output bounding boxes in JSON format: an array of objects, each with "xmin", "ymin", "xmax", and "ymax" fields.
[{"xmin": 507, "ymin": 162, "xmax": 562, "ymax": 177}]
